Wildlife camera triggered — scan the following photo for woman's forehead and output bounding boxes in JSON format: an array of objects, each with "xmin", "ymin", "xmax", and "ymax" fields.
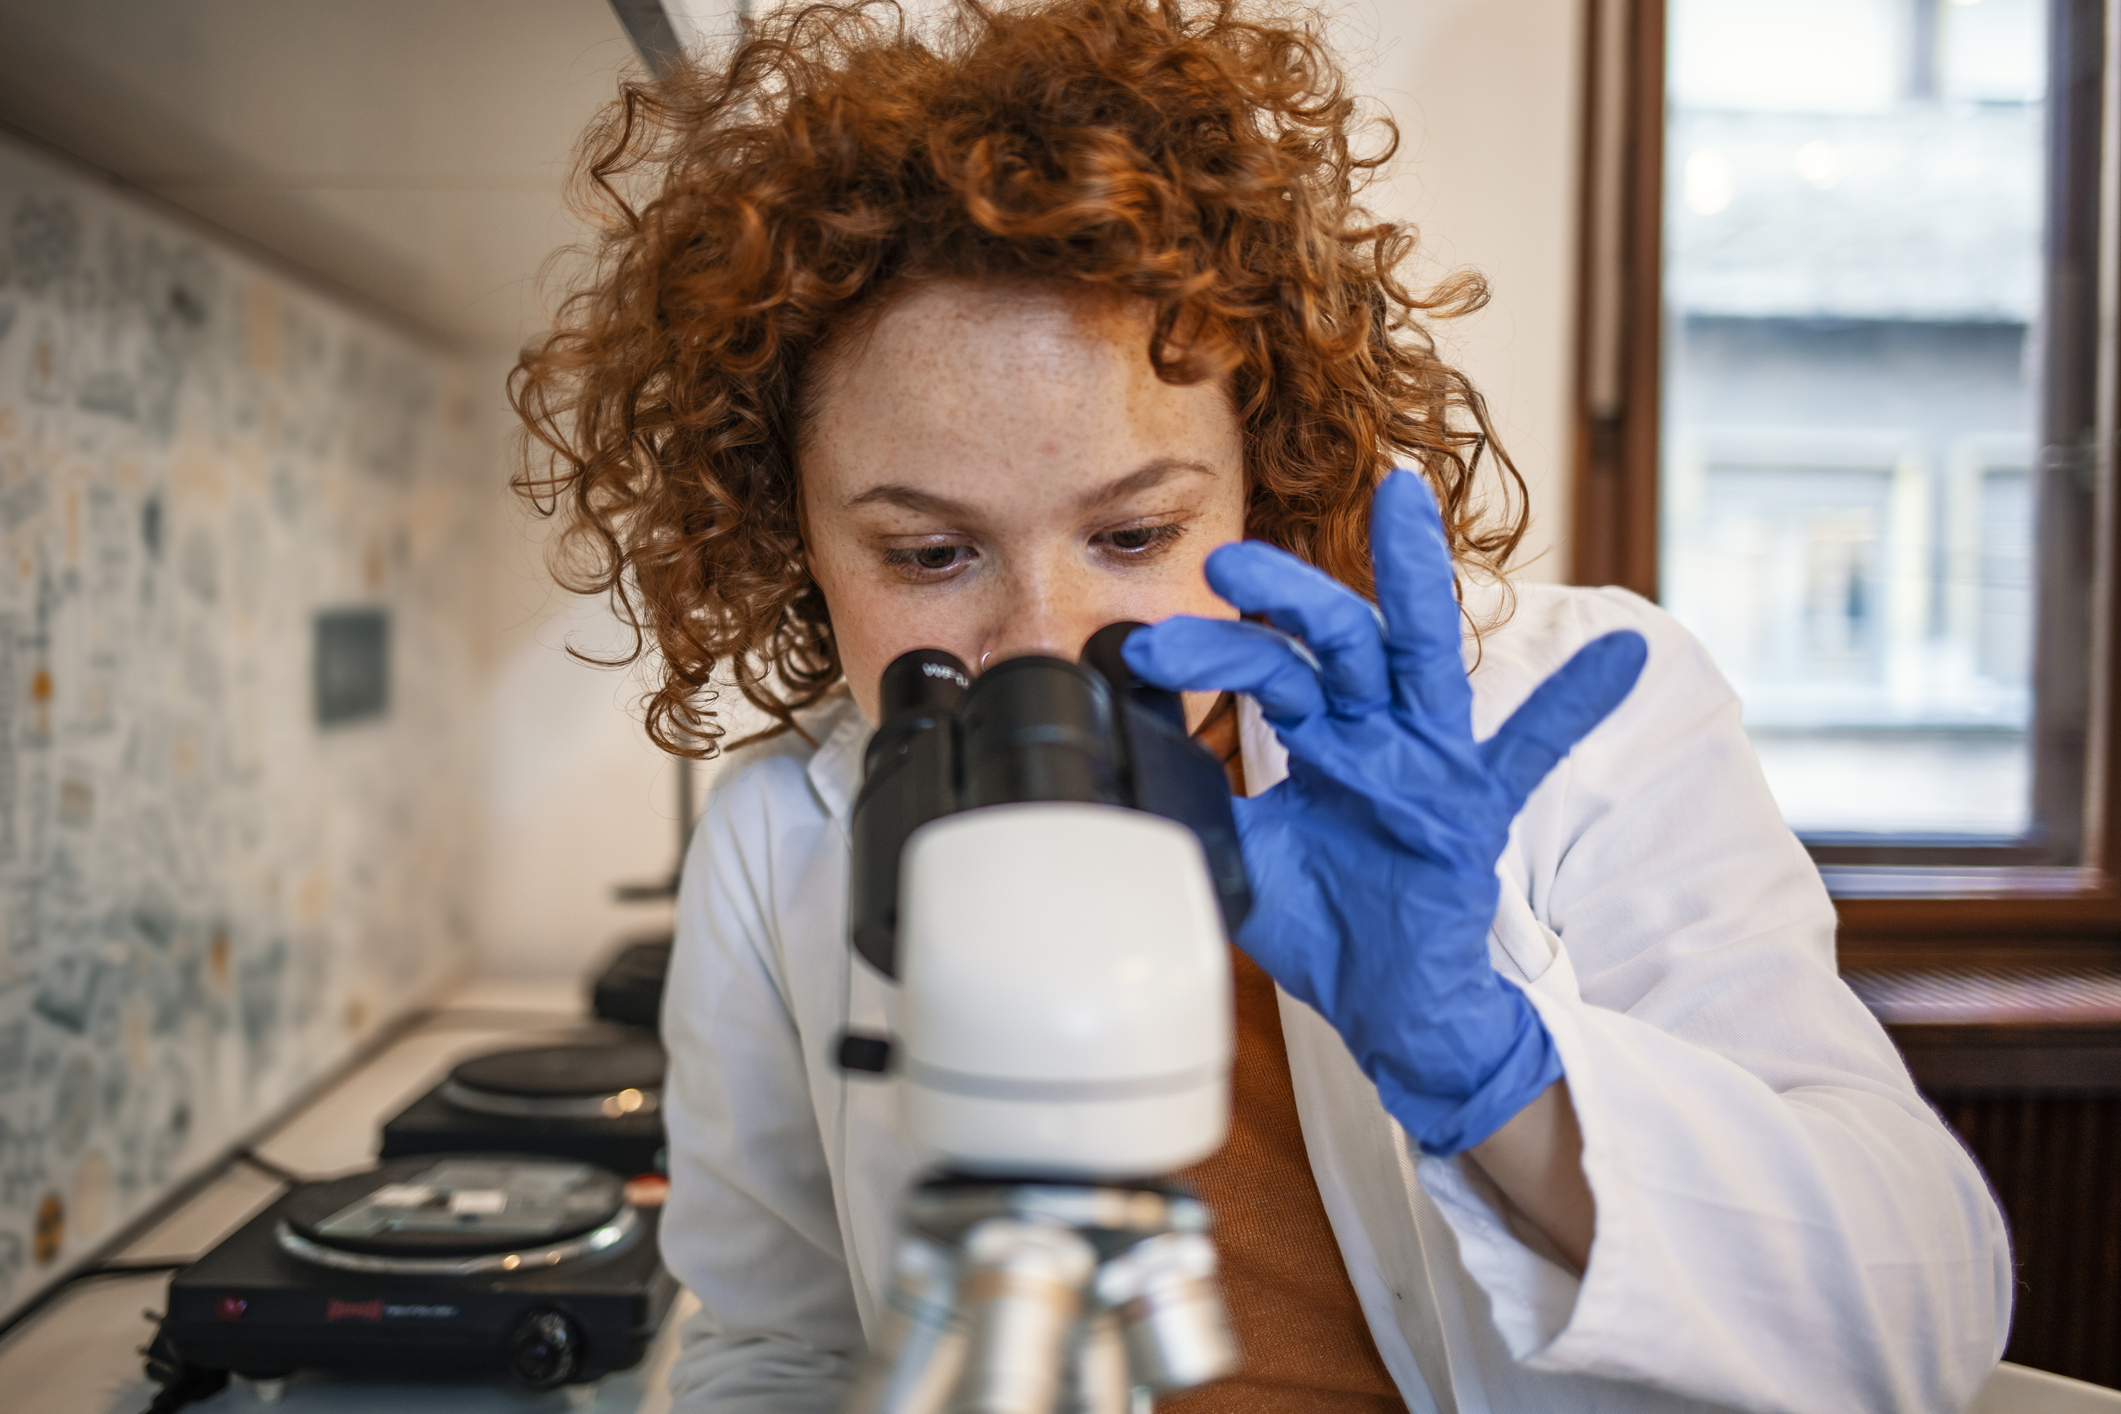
[
  {"xmin": 824, "ymin": 281, "xmax": 1150, "ymax": 389},
  {"xmin": 801, "ymin": 282, "xmax": 1240, "ymax": 508}
]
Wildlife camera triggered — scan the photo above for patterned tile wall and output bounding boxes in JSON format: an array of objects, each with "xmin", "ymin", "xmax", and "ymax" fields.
[{"xmin": 0, "ymin": 136, "xmax": 485, "ymax": 1323}]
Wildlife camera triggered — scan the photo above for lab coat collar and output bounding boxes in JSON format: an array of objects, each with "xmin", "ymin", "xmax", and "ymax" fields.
[{"xmin": 803, "ymin": 691, "xmax": 872, "ymax": 830}]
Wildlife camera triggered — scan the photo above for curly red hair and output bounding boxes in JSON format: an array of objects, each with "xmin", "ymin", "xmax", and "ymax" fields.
[{"xmin": 512, "ymin": 0, "xmax": 1525, "ymax": 755}]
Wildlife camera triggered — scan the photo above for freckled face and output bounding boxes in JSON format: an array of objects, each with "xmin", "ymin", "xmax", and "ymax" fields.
[{"xmin": 799, "ymin": 283, "xmax": 1247, "ymax": 727}]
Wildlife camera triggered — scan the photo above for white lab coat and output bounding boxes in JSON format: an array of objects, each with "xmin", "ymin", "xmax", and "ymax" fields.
[{"xmin": 657, "ymin": 582, "xmax": 2013, "ymax": 1414}]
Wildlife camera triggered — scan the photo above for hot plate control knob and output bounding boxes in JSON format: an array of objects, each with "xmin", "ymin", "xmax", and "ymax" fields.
[{"xmin": 509, "ymin": 1308, "xmax": 585, "ymax": 1389}]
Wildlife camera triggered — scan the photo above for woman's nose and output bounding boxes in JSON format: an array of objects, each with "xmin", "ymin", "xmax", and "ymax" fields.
[
  {"xmin": 976, "ymin": 621, "xmax": 1077, "ymax": 672},
  {"xmin": 974, "ymin": 568, "xmax": 1111, "ymax": 670}
]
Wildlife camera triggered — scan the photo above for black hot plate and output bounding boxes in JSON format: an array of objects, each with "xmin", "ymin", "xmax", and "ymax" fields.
[
  {"xmin": 445, "ymin": 1042, "xmax": 664, "ymax": 1115},
  {"xmin": 380, "ymin": 1040, "xmax": 667, "ymax": 1177},
  {"xmin": 591, "ymin": 935, "xmax": 672, "ymax": 1032},
  {"xmin": 157, "ymin": 1155, "xmax": 675, "ymax": 1390}
]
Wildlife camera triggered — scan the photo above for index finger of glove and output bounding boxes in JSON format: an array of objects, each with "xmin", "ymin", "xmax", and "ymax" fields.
[
  {"xmin": 1203, "ymin": 541, "xmax": 1389, "ymax": 714},
  {"xmin": 1481, "ymin": 630, "xmax": 1648, "ymax": 808},
  {"xmin": 1371, "ymin": 471, "xmax": 1473, "ymax": 721},
  {"xmin": 1122, "ymin": 616, "xmax": 1326, "ymax": 726}
]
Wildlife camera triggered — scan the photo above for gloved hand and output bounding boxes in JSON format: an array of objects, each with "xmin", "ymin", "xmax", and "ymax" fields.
[{"xmin": 1123, "ymin": 471, "xmax": 1647, "ymax": 1155}]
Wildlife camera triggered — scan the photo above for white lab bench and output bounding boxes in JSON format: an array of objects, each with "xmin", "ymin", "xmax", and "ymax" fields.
[
  {"xmin": 10, "ymin": 980, "xmax": 2117, "ymax": 1414},
  {"xmin": 0, "ymin": 978, "xmax": 695, "ymax": 1414}
]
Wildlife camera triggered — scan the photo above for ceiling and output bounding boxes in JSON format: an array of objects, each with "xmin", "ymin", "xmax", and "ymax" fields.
[{"xmin": 0, "ymin": 0, "xmax": 646, "ymax": 355}]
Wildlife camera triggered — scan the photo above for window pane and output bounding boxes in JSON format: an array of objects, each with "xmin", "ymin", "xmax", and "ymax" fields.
[{"xmin": 1661, "ymin": 0, "xmax": 2050, "ymax": 841}]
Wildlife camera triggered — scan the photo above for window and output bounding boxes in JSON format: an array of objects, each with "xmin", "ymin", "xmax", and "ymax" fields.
[{"xmin": 1575, "ymin": 0, "xmax": 2116, "ymax": 934}]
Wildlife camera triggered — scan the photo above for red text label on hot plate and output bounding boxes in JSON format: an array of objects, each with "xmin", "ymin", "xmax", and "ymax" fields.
[{"xmin": 325, "ymin": 1298, "xmax": 384, "ymax": 1322}]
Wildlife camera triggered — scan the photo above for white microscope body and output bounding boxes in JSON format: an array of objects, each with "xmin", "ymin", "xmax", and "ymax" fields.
[
  {"xmin": 898, "ymin": 802, "xmax": 1232, "ymax": 1177},
  {"xmin": 840, "ymin": 636, "xmax": 1249, "ymax": 1414}
]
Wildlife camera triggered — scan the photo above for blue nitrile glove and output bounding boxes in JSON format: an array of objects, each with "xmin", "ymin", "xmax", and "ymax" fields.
[{"xmin": 1124, "ymin": 471, "xmax": 1648, "ymax": 1155}]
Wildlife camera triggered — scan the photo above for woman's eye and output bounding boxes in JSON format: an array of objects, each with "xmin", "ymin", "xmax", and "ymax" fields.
[
  {"xmin": 883, "ymin": 543, "xmax": 976, "ymax": 577},
  {"xmin": 1098, "ymin": 524, "xmax": 1183, "ymax": 555}
]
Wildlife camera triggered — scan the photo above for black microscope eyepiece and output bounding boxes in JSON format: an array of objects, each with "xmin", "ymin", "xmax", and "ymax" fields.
[
  {"xmin": 878, "ymin": 649, "xmax": 970, "ymax": 723},
  {"xmin": 959, "ymin": 656, "xmax": 1121, "ymax": 810}
]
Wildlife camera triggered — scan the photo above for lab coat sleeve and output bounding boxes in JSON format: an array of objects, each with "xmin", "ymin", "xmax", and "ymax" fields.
[
  {"xmin": 1417, "ymin": 587, "xmax": 2012, "ymax": 1414},
  {"xmin": 660, "ymin": 762, "xmax": 864, "ymax": 1414}
]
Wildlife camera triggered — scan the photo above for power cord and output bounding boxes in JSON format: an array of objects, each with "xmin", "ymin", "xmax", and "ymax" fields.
[
  {"xmin": 230, "ymin": 1147, "xmax": 307, "ymax": 1186},
  {"xmin": 0, "ymin": 1260, "xmax": 224, "ymax": 1414},
  {"xmin": 62, "ymin": 1258, "xmax": 189, "ymax": 1282},
  {"xmin": 129, "ymin": 1147, "xmax": 313, "ymax": 1412},
  {"xmin": 139, "ymin": 1322, "xmax": 228, "ymax": 1414}
]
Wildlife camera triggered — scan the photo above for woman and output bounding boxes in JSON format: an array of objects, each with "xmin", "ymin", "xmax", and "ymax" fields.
[{"xmin": 512, "ymin": 1, "xmax": 2011, "ymax": 1409}]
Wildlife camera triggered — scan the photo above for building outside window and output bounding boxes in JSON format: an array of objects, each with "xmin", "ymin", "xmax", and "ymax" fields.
[{"xmin": 1660, "ymin": 0, "xmax": 2050, "ymax": 842}]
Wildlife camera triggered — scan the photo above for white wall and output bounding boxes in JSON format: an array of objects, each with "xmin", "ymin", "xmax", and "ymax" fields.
[
  {"xmin": 474, "ymin": 363, "xmax": 697, "ymax": 979},
  {"xmin": 470, "ymin": 0, "xmax": 1589, "ymax": 979},
  {"xmin": 1359, "ymin": 0, "xmax": 1585, "ymax": 584}
]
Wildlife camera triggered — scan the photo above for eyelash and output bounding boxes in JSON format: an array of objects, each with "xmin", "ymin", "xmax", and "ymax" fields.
[{"xmin": 880, "ymin": 523, "xmax": 1186, "ymax": 581}]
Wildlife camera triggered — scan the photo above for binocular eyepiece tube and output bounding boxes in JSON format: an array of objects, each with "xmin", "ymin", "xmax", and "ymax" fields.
[{"xmin": 848, "ymin": 628, "xmax": 1250, "ymax": 982}]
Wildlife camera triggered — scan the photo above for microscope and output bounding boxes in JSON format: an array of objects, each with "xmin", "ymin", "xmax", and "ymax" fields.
[{"xmin": 837, "ymin": 624, "xmax": 1251, "ymax": 1414}]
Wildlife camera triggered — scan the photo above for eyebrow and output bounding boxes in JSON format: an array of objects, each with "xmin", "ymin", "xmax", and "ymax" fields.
[{"xmin": 844, "ymin": 456, "xmax": 1218, "ymax": 518}]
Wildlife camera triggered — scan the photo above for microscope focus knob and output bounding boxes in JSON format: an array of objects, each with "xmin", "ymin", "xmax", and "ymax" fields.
[{"xmin": 837, "ymin": 1031, "xmax": 895, "ymax": 1074}]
